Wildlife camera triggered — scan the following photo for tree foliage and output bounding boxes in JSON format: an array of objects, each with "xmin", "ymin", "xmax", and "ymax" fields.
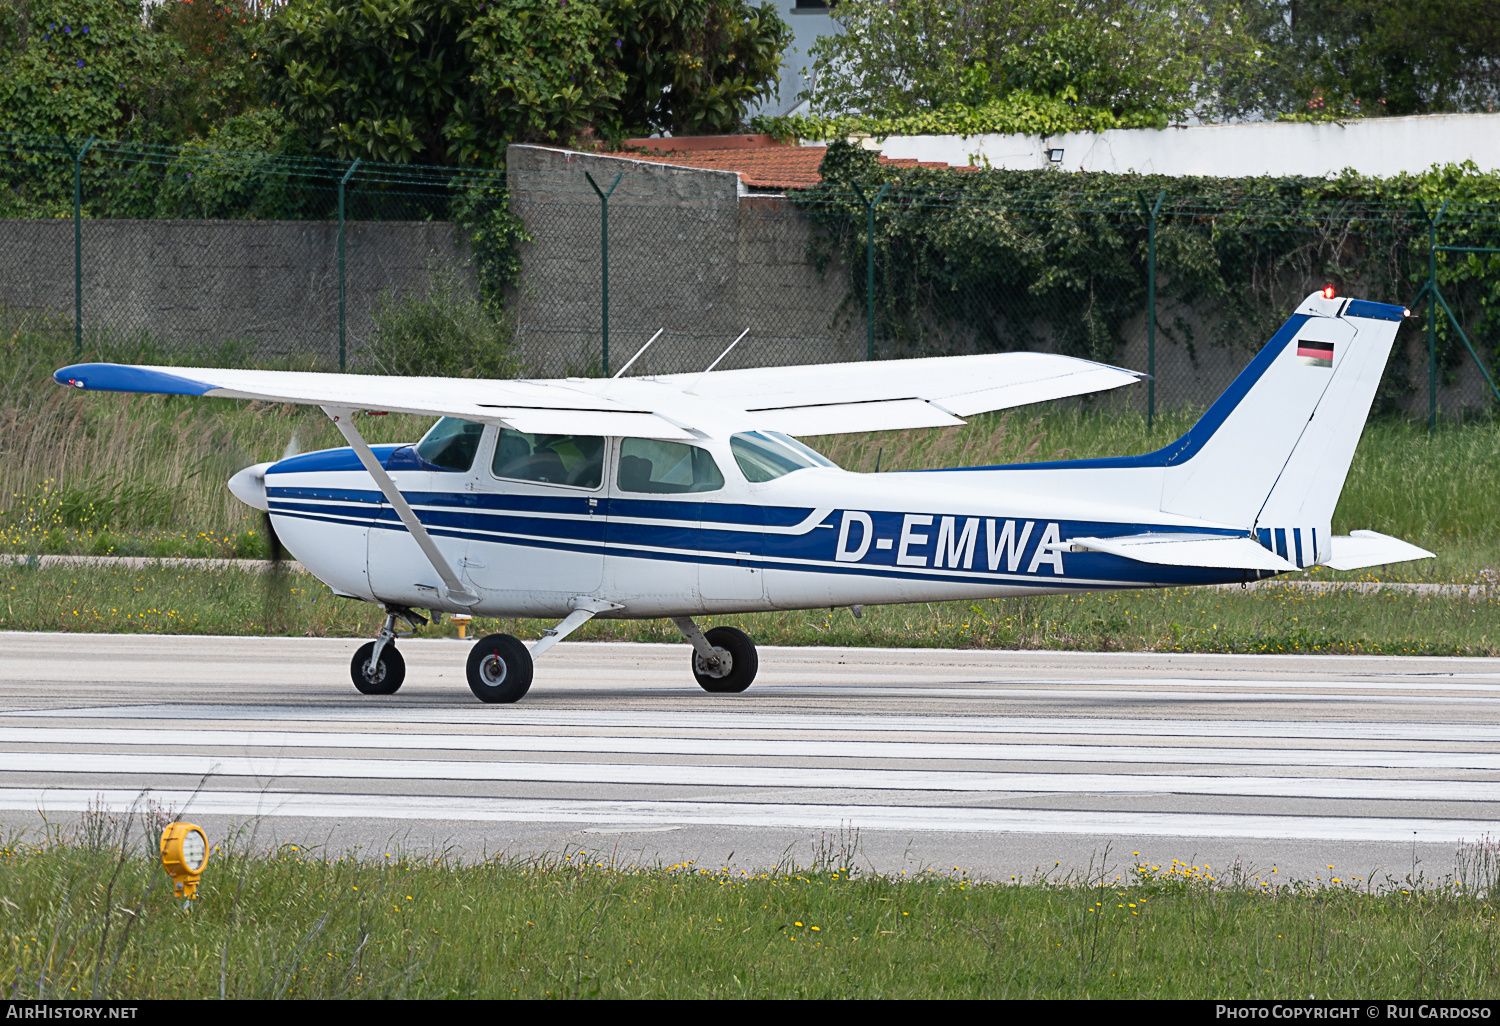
[
  {"xmin": 613, "ymin": 0, "xmax": 790, "ymax": 136},
  {"xmin": 799, "ymin": 0, "xmax": 1263, "ymax": 125},
  {"xmin": 255, "ymin": 0, "xmax": 791, "ymax": 165},
  {"xmin": 1231, "ymin": 0, "xmax": 1500, "ymax": 119},
  {"xmin": 0, "ymin": 0, "xmax": 265, "ymax": 143}
]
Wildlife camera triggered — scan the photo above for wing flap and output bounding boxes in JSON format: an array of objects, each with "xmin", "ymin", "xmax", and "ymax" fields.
[
  {"xmin": 1070, "ymin": 533, "xmax": 1297, "ymax": 571},
  {"xmin": 753, "ymin": 398, "xmax": 964, "ymax": 436},
  {"xmin": 940, "ymin": 366, "xmax": 1150, "ymax": 417},
  {"xmin": 665, "ymin": 351, "xmax": 1144, "ymax": 415},
  {"xmin": 481, "ymin": 407, "xmax": 692, "ymax": 440},
  {"xmin": 1323, "ymin": 530, "xmax": 1435, "ymax": 570}
]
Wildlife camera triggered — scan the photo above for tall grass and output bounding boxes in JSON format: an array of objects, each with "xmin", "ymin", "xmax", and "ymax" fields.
[
  {"xmin": 0, "ymin": 315, "xmax": 430, "ymax": 556},
  {"xmin": 5, "ymin": 810, "xmax": 1500, "ymax": 999}
]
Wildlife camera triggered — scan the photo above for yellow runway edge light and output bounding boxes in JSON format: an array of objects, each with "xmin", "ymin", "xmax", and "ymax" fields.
[{"xmin": 160, "ymin": 822, "xmax": 210, "ymax": 898}]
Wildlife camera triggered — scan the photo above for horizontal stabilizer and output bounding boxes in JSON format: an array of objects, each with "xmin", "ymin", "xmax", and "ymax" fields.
[
  {"xmin": 1069, "ymin": 533, "xmax": 1297, "ymax": 571},
  {"xmin": 1324, "ymin": 530, "xmax": 1435, "ymax": 571}
]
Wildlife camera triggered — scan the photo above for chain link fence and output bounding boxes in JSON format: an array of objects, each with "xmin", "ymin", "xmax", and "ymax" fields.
[{"xmin": 2, "ymin": 133, "xmax": 1496, "ymax": 423}]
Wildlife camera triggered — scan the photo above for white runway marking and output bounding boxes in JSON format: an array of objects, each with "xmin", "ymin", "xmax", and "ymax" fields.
[
  {"xmin": 5, "ymin": 726, "xmax": 1500, "ymax": 770},
  {"xmin": 4, "ymin": 751, "xmax": 1495, "ymax": 800},
  {"xmin": 25, "ymin": 705, "xmax": 1500, "ymax": 744},
  {"xmin": 3, "ymin": 638, "xmax": 1498, "ymax": 859},
  {"xmin": 1, "ymin": 787, "xmax": 1491, "ymax": 845}
]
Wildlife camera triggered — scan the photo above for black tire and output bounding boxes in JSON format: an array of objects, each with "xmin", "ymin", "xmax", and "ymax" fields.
[
  {"xmin": 467, "ymin": 633, "xmax": 534, "ymax": 704},
  {"xmin": 691, "ymin": 626, "xmax": 758, "ymax": 694},
  {"xmin": 351, "ymin": 641, "xmax": 405, "ymax": 695}
]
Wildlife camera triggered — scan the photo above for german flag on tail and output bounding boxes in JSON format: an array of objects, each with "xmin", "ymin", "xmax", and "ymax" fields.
[{"xmin": 1297, "ymin": 340, "xmax": 1334, "ymax": 367}]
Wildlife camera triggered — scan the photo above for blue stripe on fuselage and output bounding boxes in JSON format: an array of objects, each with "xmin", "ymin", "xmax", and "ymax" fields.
[{"xmin": 269, "ymin": 488, "xmax": 1258, "ymax": 590}]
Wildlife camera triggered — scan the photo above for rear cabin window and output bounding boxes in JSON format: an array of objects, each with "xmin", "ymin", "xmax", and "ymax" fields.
[
  {"xmin": 617, "ymin": 438, "xmax": 724, "ymax": 494},
  {"xmin": 491, "ymin": 430, "xmax": 605, "ymax": 488},
  {"xmin": 415, "ymin": 417, "xmax": 484, "ymax": 471},
  {"xmin": 730, "ymin": 431, "xmax": 837, "ymax": 482}
]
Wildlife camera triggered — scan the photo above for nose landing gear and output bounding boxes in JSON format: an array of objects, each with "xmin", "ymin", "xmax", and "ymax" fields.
[{"xmin": 350, "ymin": 607, "xmax": 426, "ymax": 695}]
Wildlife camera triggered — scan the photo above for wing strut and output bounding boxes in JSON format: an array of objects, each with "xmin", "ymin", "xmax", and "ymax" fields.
[{"xmin": 322, "ymin": 405, "xmax": 479, "ymax": 606}]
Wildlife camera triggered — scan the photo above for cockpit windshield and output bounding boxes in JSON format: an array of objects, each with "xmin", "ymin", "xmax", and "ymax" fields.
[
  {"xmin": 415, "ymin": 417, "xmax": 484, "ymax": 471},
  {"xmin": 729, "ymin": 431, "xmax": 838, "ymax": 483}
]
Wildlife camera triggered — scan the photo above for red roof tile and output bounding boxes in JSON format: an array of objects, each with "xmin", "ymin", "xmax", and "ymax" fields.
[{"xmin": 598, "ymin": 138, "xmax": 977, "ymax": 191}]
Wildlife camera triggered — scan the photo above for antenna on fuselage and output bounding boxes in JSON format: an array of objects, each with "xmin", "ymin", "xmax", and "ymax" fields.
[
  {"xmin": 611, "ymin": 328, "xmax": 665, "ymax": 379},
  {"xmin": 685, "ymin": 328, "xmax": 750, "ymax": 394}
]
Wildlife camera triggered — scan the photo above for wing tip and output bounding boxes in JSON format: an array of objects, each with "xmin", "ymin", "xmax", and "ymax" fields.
[{"xmin": 54, "ymin": 363, "xmax": 217, "ymax": 397}]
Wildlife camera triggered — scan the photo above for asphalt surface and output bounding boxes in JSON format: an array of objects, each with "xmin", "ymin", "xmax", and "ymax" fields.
[{"xmin": 1, "ymin": 631, "xmax": 1496, "ymax": 884}]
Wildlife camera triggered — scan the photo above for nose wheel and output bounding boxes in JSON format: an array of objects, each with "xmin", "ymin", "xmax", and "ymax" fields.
[
  {"xmin": 350, "ymin": 607, "xmax": 424, "ymax": 695},
  {"xmin": 351, "ymin": 640, "xmax": 405, "ymax": 694}
]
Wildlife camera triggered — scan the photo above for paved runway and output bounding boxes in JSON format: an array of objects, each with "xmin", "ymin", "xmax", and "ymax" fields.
[{"xmin": 1, "ymin": 632, "xmax": 1496, "ymax": 883}]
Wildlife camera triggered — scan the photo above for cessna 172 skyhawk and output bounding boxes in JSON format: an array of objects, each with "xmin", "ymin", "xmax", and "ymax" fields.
[{"xmin": 55, "ymin": 289, "xmax": 1431, "ymax": 704}]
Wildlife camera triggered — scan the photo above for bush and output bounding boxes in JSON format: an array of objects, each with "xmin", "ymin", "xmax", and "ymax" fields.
[{"xmin": 361, "ymin": 266, "xmax": 520, "ymax": 379}]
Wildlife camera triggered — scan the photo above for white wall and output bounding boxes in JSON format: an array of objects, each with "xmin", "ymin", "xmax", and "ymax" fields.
[{"xmin": 847, "ymin": 113, "xmax": 1500, "ymax": 177}]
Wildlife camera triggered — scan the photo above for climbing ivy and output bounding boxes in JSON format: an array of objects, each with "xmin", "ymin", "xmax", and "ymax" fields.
[{"xmin": 793, "ymin": 142, "xmax": 1500, "ymax": 414}]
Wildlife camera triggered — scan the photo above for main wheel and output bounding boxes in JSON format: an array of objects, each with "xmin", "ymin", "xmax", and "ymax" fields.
[
  {"xmin": 691, "ymin": 626, "xmax": 758, "ymax": 694},
  {"xmin": 351, "ymin": 641, "xmax": 405, "ymax": 695},
  {"xmin": 467, "ymin": 633, "xmax": 534, "ymax": 704}
]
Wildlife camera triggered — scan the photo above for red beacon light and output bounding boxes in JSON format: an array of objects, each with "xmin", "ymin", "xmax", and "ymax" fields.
[{"xmin": 1321, "ymin": 285, "xmax": 1336, "ymax": 299}]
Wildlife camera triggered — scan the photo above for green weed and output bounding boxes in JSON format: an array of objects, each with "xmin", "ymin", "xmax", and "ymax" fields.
[{"xmin": 3, "ymin": 818, "xmax": 1499, "ymax": 999}]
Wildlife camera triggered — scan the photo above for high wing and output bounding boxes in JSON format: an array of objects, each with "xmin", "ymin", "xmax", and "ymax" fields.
[
  {"xmin": 655, "ymin": 352, "xmax": 1146, "ymax": 434},
  {"xmin": 54, "ymin": 363, "xmax": 696, "ymax": 439},
  {"xmin": 55, "ymin": 351, "xmax": 1144, "ymax": 437}
]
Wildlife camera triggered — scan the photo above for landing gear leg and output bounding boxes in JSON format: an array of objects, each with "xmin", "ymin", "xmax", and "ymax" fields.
[
  {"xmin": 673, "ymin": 616, "xmax": 758, "ymax": 694},
  {"xmin": 350, "ymin": 606, "xmax": 425, "ymax": 695}
]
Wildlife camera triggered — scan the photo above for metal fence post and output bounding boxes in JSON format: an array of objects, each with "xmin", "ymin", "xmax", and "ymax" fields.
[
  {"xmin": 1139, "ymin": 189, "xmax": 1166, "ymax": 429},
  {"xmin": 1428, "ymin": 204, "xmax": 1438, "ymax": 431},
  {"xmin": 337, "ymin": 158, "xmax": 361, "ymax": 373},
  {"xmin": 61, "ymin": 135, "xmax": 95, "ymax": 356},
  {"xmin": 585, "ymin": 170, "xmax": 623, "ymax": 376},
  {"xmin": 852, "ymin": 183, "xmax": 890, "ymax": 361}
]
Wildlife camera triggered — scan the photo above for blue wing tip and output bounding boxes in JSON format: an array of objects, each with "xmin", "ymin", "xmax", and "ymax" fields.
[{"xmin": 54, "ymin": 363, "xmax": 216, "ymax": 396}]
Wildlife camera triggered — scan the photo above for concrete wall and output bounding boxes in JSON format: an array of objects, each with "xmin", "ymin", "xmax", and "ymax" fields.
[
  {"xmin": 506, "ymin": 144, "xmax": 862, "ymax": 377},
  {"xmin": 0, "ymin": 218, "xmax": 471, "ymax": 364},
  {"xmin": 859, "ymin": 112, "xmax": 1500, "ymax": 177}
]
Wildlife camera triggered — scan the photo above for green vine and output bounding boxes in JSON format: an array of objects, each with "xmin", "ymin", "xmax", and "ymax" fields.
[
  {"xmin": 752, "ymin": 93, "xmax": 1164, "ymax": 143},
  {"xmin": 791, "ymin": 143, "xmax": 1500, "ymax": 415}
]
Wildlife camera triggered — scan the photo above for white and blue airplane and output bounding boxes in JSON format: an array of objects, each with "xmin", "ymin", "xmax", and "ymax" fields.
[{"xmin": 55, "ymin": 289, "xmax": 1431, "ymax": 703}]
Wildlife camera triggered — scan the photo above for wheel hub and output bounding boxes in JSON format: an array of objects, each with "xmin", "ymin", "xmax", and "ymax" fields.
[
  {"xmin": 694, "ymin": 647, "xmax": 733, "ymax": 678},
  {"xmin": 479, "ymin": 654, "xmax": 509, "ymax": 687}
]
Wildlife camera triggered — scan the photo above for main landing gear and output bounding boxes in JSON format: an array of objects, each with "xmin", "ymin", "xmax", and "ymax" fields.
[
  {"xmin": 673, "ymin": 617, "xmax": 759, "ymax": 694},
  {"xmin": 350, "ymin": 608, "xmax": 758, "ymax": 702}
]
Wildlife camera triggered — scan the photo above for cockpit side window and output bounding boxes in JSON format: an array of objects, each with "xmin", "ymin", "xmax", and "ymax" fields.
[
  {"xmin": 617, "ymin": 438, "xmax": 724, "ymax": 494},
  {"xmin": 415, "ymin": 417, "xmax": 484, "ymax": 472},
  {"xmin": 730, "ymin": 431, "xmax": 838, "ymax": 482},
  {"xmin": 492, "ymin": 430, "xmax": 605, "ymax": 489}
]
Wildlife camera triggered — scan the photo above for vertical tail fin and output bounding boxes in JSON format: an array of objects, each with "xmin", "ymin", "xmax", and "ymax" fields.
[{"xmin": 1154, "ymin": 292, "xmax": 1404, "ymax": 563}]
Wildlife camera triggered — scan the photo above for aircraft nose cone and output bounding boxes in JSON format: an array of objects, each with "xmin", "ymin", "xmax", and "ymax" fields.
[{"xmin": 227, "ymin": 462, "xmax": 273, "ymax": 511}]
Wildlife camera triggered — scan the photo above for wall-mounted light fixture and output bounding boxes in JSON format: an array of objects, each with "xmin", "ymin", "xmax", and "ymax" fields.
[{"xmin": 1045, "ymin": 148, "xmax": 1065, "ymax": 164}]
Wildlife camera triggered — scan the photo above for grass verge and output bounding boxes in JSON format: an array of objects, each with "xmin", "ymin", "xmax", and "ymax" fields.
[
  {"xmin": 4, "ymin": 562, "xmax": 1498, "ymax": 655},
  {"xmin": 5, "ymin": 813, "xmax": 1500, "ymax": 999}
]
